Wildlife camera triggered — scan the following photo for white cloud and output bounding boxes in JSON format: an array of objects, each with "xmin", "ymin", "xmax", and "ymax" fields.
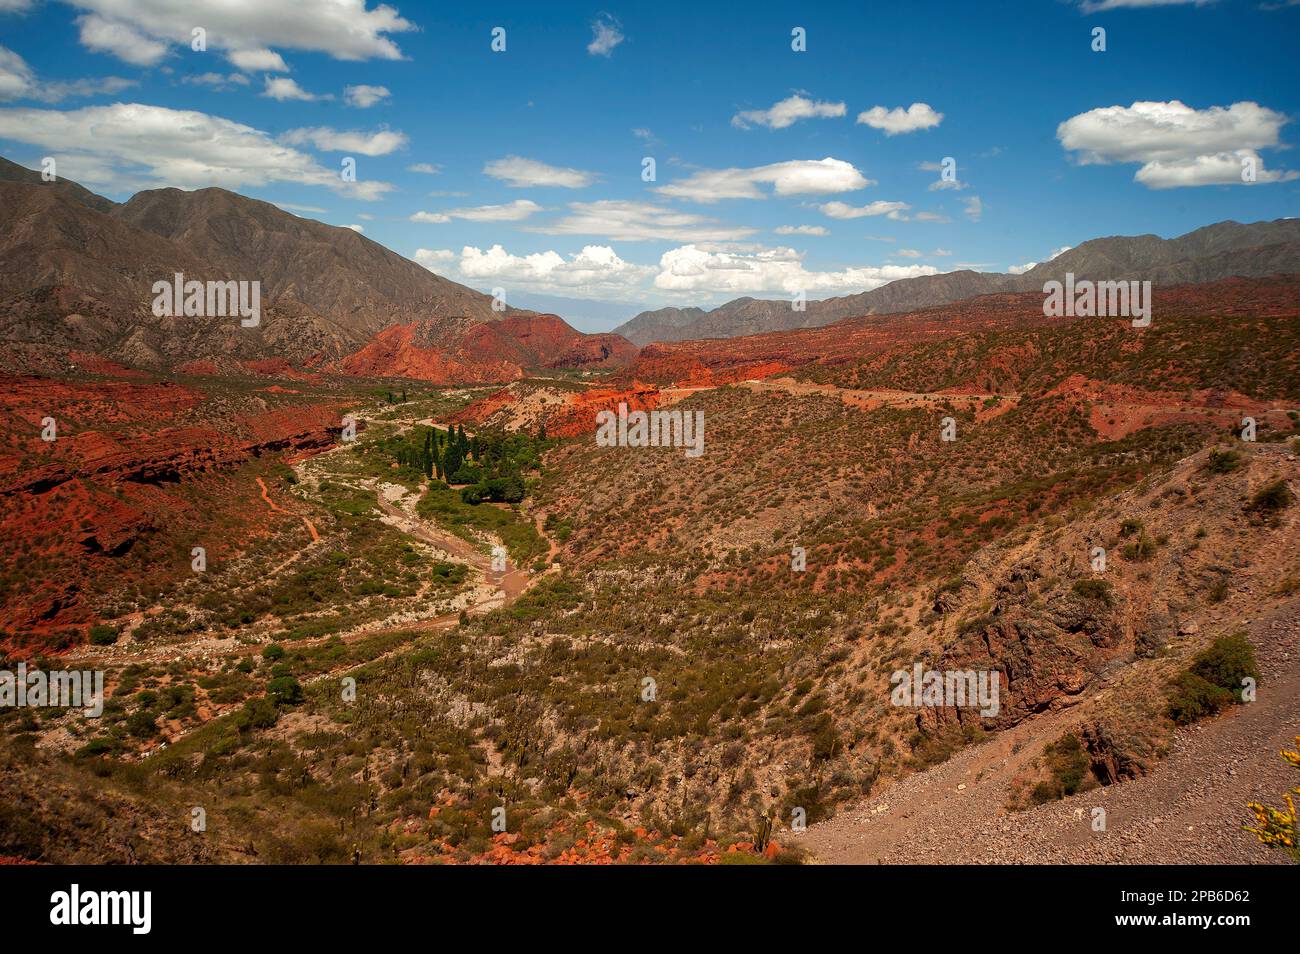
[
  {"xmin": 775, "ymin": 225, "xmax": 829, "ymax": 236},
  {"xmin": 227, "ymin": 48, "xmax": 287, "ymax": 72},
  {"xmin": 0, "ymin": 102, "xmax": 394, "ymax": 198},
  {"xmin": 657, "ymin": 157, "xmax": 870, "ymax": 202},
  {"xmin": 346, "ymin": 223, "xmax": 364, "ymax": 232},
  {"xmin": 408, "ymin": 162, "xmax": 440, "ymax": 174},
  {"xmin": 818, "ymin": 200, "xmax": 910, "ymax": 220},
  {"xmin": 181, "ymin": 71, "xmax": 251, "ymax": 89},
  {"xmin": 411, "ymin": 200, "xmax": 542, "ymax": 224},
  {"xmin": 962, "ymin": 195, "xmax": 983, "ymax": 221},
  {"xmin": 0, "ymin": 0, "xmax": 35, "ymax": 12},
  {"xmin": 0, "ymin": 45, "xmax": 34, "ymax": 100},
  {"xmin": 732, "ymin": 94, "xmax": 846, "ymax": 130},
  {"xmin": 527, "ymin": 200, "xmax": 755, "ymax": 242},
  {"xmin": 913, "ymin": 211, "xmax": 951, "ymax": 223},
  {"xmin": 587, "ymin": 15, "xmax": 624, "ymax": 57},
  {"xmin": 413, "ymin": 248, "xmax": 456, "ymax": 268},
  {"xmin": 282, "ymin": 126, "xmax": 407, "ymax": 156},
  {"xmin": 1, "ymin": 44, "xmax": 137, "ymax": 102},
  {"xmin": 654, "ymin": 244, "xmax": 939, "ymax": 296},
  {"xmin": 894, "ymin": 249, "xmax": 924, "ymax": 259},
  {"xmin": 484, "ymin": 155, "xmax": 595, "ymax": 189},
  {"xmin": 75, "ymin": 14, "xmax": 168, "ymax": 66},
  {"xmin": 65, "ymin": 0, "xmax": 414, "ymax": 69},
  {"xmin": 1057, "ymin": 100, "xmax": 1295, "ymax": 188},
  {"xmin": 856, "ymin": 103, "xmax": 943, "ymax": 135},
  {"xmin": 262, "ymin": 77, "xmax": 327, "ymax": 101},
  {"xmin": 457, "ymin": 244, "xmax": 653, "ymax": 293},
  {"xmin": 1080, "ymin": 0, "xmax": 1209, "ymax": 10},
  {"xmin": 345, "ymin": 84, "xmax": 390, "ymax": 108}
]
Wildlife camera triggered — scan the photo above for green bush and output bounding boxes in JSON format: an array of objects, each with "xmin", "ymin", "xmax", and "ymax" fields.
[
  {"xmin": 1204, "ymin": 448, "xmax": 1244, "ymax": 474},
  {"xmin": 1246, "ymin": 479, "xmax": 1293, "ymax": 520},
  {"xmin": 1071, "ymin": 578, "xmax": 1113, "ymax": 605},
  {"xmin": 88, "ymin": 624, "xmax": 118, "ymax": 646},
  {"xmin": 267, "ymin": 676, "xmax": 305, "ymax": 706},
  {"xmin": 1167, "ymin": 632, "xmax": 1259, "ymax": 725}
]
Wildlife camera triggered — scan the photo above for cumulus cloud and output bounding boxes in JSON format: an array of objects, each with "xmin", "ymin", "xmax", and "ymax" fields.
[
  {"xmin": 587, "ymin": 14, "xmax": 624, "ymax": 56},
  {"xmin": 1, "ymin": 45, "xmax": 138, "ymax": 103},
  {"xmin": 457, "ymin": 244, "xmax": 653, "ymax": 293},
  {"xmin": 962, "ymin": 195, "xmax": 983, "ymax": 221},
  {"xmin": 64, "ymin": 0, "xmax": 414, "ymax": 70},
  {"xmin": 346, "ymin": 223, "xmax": 364, "ymax": 232},
  {"xmin": 527, "ymin": 200, "xmax": 755, "ymax": 242},
  {"xmin": 413, "ymin": 248, "xmax": 456, "ymax": 268},
  {"xmin": 181, "ymin": 71, "xmax": 251, "ymax": 89},
  {"xmin": 657, "ymin": 158, "xmax": 870, "ymax": 202},
  {"xmin": 75, "ymin": 14, "xmax": 168, "ymax": 66},
  {"xmin": 818, "ymin": 200, "xmax": 910, "ymax": 220},
  {"xmin": 282, "ymin": 126, "xmax": 407, "ymax": 156},
  {"xmin": 344, "ymin": 84, "xmax": 390, "ymax": 108},
  {"xmin": 654, "ymin": 244, "xmax": 940, "ymax": 296},
  {"xmin": 0, "ymin": 101, "xmax": 393, "ymax": 198},
  {"xmin": 411, "ymin": 200, "xmax": 543, "ymax": 223},
  {"xmin": 484, "ymin": 155, "xmax": 595, "ymax": 189},
  {"xmin": 227, "ymin": 48, "xmax": 288, "ymax": 72},
  {"xmin": 856, "ymin": 102, "xmax": 943, "ymax": 135},
  {"xmin": 732, "ymin": 94, "xmax": 846, "ymax": 130},
  {"xmin": 1057, "ymin": 100, "xmax": 1296, "ymax": 188},
  {"xmin": 774, "ymin": 225, "xmax": 829, "ymax": 235},
  {"xmin": 0, "ymin": 45, "xmax": 34, "ymax": 99},
  {"xmin": 407, "ymin": 162, "xmax": 440, "ymax": 174},
  {"xmin": 262, "ymin": 76, "xmax": 328, "ymax": 101}
]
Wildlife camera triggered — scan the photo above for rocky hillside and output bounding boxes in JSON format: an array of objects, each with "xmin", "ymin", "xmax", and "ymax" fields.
[
  {"xmin": 0, "ymin": 155, "xmax": 540, "ymax": 373},
  {"xmin": 615, "ymin": 219, "xmax": 1300, "ymax": 345},
  {"xmin": 337, "ymin": 313, "xmax": 636, "ymax": 385}
]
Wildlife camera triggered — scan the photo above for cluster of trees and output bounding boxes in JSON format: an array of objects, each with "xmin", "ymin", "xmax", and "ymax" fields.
[
  {"xmin": 394, "ymin": 424, "xmax": 475, "ymax": 483},
  {"xmin": 391, "ymin": 425, "xmax": 541, "ymax": 505}
]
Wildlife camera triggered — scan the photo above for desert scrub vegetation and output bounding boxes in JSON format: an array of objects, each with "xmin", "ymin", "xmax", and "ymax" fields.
[
  {"xmin": 1245, "ymin": 736, "xmax": 1300, "ymax": 863},
  {"xmin": 1166, "ymin": 632, "xmax": 1259, "ymax": 726},
  {"xmin": 1245, "ymin": 478, "xmax": 1293, "ymax": 523},
  {"xmin": 417, "ymin": 482, "xmax": 544, "ymax": 563},
  {"xmin": 1031, "ymin": 732, "xmax": 1098, "ymax": 804}
]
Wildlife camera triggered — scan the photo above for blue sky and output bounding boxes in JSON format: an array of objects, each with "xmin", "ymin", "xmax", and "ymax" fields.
[{"xmin": 1, "ymin": 0, "xmax": 1298, "ymax": 328}]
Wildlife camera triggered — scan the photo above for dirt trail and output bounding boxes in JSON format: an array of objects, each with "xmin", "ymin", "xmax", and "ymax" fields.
[
  {"xmin": 801, "ymin": 599, "xmax": 1300, "ymax": 865},
  {"xmin": 256, "ymin": 476, "xmax": 320, "ymax": 542}
]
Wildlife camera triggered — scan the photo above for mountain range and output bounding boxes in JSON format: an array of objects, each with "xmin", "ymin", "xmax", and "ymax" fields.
[
  {"xmin": 612, "ymin": 219, "xmax": 1300, "ymax": 345},
  {"xmin": 0, "ymin": 155, "xmax": 633, "ymax": 381}
]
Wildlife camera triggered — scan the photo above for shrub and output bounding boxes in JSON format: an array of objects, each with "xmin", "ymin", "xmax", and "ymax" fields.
[
  {"xmin": 1204, "ymin": 448, "xmax": 1244, "ymax": 474},
  {"xmin": 267, "ymin": 676, "xmax": 305, "ymax": 706},
  {"xmin": 1167, "ymin": 632, "xmax": 1259, "ymax": 725},
  {"xmin": 1246, "ymin": 479, "xmax": 1293, "ymax": 521},
  {"xmin": 1031, "ymin": 733, "xmax": 1097, "ymax": 803},
  {"xmin": 88, "ymin": 624, "xmax": 118, "ymax": 646},
  {"xmin": 262, "ymin": 643, "xmax": 285, "ymax": 662},
  {"xmin": 1071, "ymin": 578, "xmax": 1113, "ymax": 605}
]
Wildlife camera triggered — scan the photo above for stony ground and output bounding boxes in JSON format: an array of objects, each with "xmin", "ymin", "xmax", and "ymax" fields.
[{"xmin": 802, "ymin": 598, "xmax": 1300, "ymax": 865}]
